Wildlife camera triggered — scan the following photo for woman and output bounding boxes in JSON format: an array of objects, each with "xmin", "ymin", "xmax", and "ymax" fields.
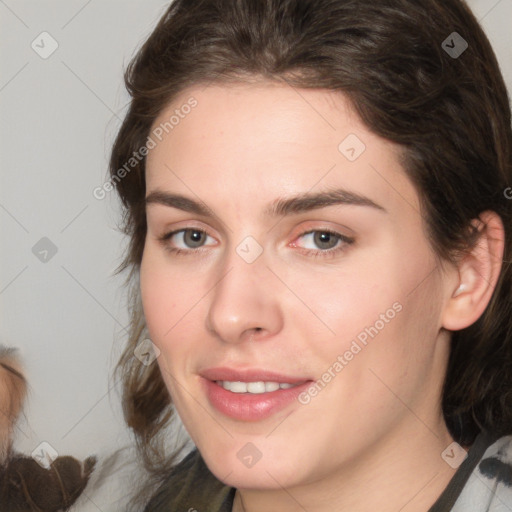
[{"xmin": 111, "ymin": 0, "xmax": 512, "ymax": 510}]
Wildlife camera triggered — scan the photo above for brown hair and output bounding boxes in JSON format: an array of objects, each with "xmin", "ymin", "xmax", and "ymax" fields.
[
  {"xmin": 0, "ymin": 347, "xmax": 26, "ymax": 464},
  {"xmin": 111, "ymin": 0, "xmax": 512, "ymax": 494}
]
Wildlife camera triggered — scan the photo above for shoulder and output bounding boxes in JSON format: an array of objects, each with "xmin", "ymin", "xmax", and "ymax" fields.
[
  {"xmin": 144, "ymin": 448, "xmax": 235, "ymax": 512},
  {"xmin": 453, "ymin": 434, "xmax": 512, "ymax": 511}
]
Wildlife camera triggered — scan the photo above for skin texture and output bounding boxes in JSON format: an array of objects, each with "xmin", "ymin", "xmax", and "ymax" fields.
[{"xmin": 140, "ymin": 82, "xmax": 504, "ymax": 512}]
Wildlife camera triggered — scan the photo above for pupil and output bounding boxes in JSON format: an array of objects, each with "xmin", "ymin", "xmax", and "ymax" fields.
[{"xmin": 315, "ymin": 231, "xmax": 336, "ymax": 249}]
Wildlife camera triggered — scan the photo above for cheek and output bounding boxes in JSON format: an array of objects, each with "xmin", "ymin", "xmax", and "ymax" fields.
[
  {"xmin": 298, "ymin": 246, "xmax": 441, "ymax": 380},
  {"xmin": 289, "ymin": 264, "xmax": 394, "ymax": 344},
  {"xmin": 340, "ymin": 271, "xmax": 445, "ymax": 407},
  {"xmin": 139, "ymin": 249, "xmax": 209, "ymax": 393},
  {"xmin": 140, "ymin": 258, "xmax": 190, "ymax": 398},
  {"xmin": 140, "ymin": 261, "xmax": 168, "ymax": 339},
  {"xmin": 140, "ymin": 250, "xmax": 194, "ymax": 340}
]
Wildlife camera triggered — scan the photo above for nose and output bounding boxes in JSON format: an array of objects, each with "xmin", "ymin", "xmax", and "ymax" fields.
[{"xmin": 205, "ymin": 248, "xmax": 284, "ymax": 344}]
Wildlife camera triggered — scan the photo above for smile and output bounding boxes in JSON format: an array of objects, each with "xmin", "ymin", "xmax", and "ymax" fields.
[
  {"xmin": 215, "ymin": 380, "xmax": 303, "ymax": 393},
  {"xmin": 200, "ymin": 368, "xmax": 313, "ymax": 421}
]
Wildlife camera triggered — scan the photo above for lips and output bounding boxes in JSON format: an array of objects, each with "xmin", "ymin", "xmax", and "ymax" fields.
[{"xmin": 200, "ymin": 367, "xmax": 313, "ymax": 421}]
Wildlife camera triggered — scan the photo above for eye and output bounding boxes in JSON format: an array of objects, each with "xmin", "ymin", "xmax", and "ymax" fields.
[
  {"xmin": 158, "ymin": 227, "xmax": 354, "ymax": 259},
  {"xmin": 291, "ymin": 229, "xmax": 354, "ymax": 258},
  {"xmin": 158, "ymin": 228, "xmax": 216, "ymax": 254}
]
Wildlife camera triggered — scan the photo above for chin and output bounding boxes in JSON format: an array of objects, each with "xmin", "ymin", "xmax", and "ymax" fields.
[{"xmin": 201, "ymin": 442, "xmax": 307, "ymax": 490}]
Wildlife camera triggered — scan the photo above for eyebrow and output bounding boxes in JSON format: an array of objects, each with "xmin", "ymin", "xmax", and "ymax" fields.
[{"xmin": 145, "ymin": 188, "xmax": 387, "ymax": 217}]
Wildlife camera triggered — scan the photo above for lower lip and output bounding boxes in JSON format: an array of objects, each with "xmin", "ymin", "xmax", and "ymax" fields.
[{"xmin": 202, "ymin": 378, "xmax": 312, "ymax": 421}]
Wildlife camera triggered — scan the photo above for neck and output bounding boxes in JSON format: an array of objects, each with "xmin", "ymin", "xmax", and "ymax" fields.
[{"xmin": 232, "ymin": 417, "xmax": 461, "ymax": 512}]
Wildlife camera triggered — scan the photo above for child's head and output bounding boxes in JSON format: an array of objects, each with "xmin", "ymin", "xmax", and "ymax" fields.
[{"xmin": 112, "ymin": 0, "xmax": 512, "ymax": 490}]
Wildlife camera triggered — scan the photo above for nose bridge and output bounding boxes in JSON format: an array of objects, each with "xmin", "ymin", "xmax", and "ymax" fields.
[{"xmin": 205, "ymin": 242, "xmax": 283, "ymax": 344}]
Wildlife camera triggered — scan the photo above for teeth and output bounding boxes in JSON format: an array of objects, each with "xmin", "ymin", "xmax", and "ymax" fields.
[{"xmin": 217, "ymin": 381, "xmax": 300, "ymax": 393}]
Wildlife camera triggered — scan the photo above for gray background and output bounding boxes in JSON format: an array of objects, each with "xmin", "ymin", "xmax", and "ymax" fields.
[
  {"xmin": 0, "ymin": 0, "xmax": 511, "ymax": 508},
  {"xmin": 1, "ymin": 0, "xmax": 172, "ymax": 456}
]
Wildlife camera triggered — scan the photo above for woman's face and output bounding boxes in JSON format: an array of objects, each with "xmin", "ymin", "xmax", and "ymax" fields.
[{"xmin": 140, "ymin": 82, "xmax": 456, "ymax": 490}]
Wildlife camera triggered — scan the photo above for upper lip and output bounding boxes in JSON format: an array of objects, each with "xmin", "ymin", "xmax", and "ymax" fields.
[{"xmin": 200, "ymin": 367, "xmax": 311, "ymax": 384}]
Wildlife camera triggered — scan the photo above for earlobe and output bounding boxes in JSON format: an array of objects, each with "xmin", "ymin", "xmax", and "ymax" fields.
[{"xmin": 442, "ymin": 211, "xmax": 505, "ymax": 331}]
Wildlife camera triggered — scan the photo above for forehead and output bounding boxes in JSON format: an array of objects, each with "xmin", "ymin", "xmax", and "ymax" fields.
[
  {"xmin": 145, "ymin": 81, "xmax": 420, "ymax": 217},
  {"xmin": 149, "ymin": 81, "xmax": 361, "ymax": 162}
]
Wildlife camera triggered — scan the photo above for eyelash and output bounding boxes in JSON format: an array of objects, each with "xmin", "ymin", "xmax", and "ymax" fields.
[{"xmin": 157, "ymin": 228, "xmax": 354, "ymax": 259}]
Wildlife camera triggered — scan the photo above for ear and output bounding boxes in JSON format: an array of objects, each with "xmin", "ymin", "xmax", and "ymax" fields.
[{"xmin": 442, "ymin": 211, "xmax": 505, "ymax": 331}]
